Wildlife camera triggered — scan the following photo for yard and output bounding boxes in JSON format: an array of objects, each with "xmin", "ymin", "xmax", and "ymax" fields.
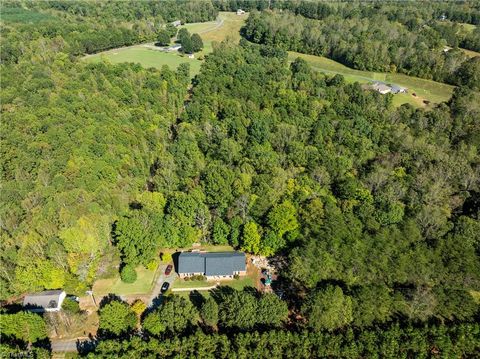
[
  {"xmin": 288, "ymin": 51, "xmax": 455, "ymax": 108},
  {"xmin": 92, "ymin": 266, "xmax": 159, "ymax": 296},
  {"xmin": 84, "ymin": 12, "xmax": 246, "ymax": 76}
]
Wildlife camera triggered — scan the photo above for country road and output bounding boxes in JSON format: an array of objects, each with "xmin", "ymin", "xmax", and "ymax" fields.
[{"xmin": 51, "ymin": 338, "xmax": 83, "ymax": 353}]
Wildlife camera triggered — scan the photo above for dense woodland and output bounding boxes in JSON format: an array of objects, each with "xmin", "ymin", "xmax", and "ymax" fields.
[
  {"xmin": 1, "ymin": 1, "xmax": 480, "ymax": 357},
  {"xmin": 243, "ymin": 10, "xmax": 480, "ymax": 89}
]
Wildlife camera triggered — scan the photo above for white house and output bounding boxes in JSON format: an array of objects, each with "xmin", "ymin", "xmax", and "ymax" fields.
[
  {"xmin": 372, "ymin": 82, "xmax": 392, "ymax": 94},
  {"xmin": 237, "ymin": 9, "xmax": 245, "ymax": 15},
  {"xmin": 171, "ymin": 20, "xmax": 182, "ymax": 27},
  {"xmin": 23, "ymin": 290, "xmax": 66, "ymax": 312}
]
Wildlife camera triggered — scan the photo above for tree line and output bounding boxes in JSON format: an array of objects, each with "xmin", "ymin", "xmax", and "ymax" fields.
[
  {"xmin": 242, "ymin": 10, "xmax": 479, "ymax": 90},
  {"xmin": 1, "ymin": 0, "xmax": 217, "ymax": 63}
]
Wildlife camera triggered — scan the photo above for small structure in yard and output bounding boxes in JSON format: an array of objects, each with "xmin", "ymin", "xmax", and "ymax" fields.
[
  {"xmin": 171, "ymin": 20, "xmax": 181, "ymax": 27},
  {"xmin": 188, "ymin": 53, "xmax": 195, "ymax": 59},
  {"xmin": 165, "ymin": 44, "xmax": 182, "ymax": 52},
  {"xmin": 371, "ymin": 81, "xmax": 392, "ymax": 94},
  {"xmin": 237, "ymin": 9, "xmax": 245, "ymax": 15},
  {"xmin": 178, "ymin": 252, "xmax": 246, "ymax": 280},
  {"xmin": 23, "ymin": 290, "xmax": 66, "ymax": 312}
]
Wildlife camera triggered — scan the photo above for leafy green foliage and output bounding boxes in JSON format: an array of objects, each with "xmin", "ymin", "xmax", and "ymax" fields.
[
  {"xmin": 217, "ymin": 289, "xmax": 288, "ymax": 330},
  {"xmin": 302, "ymin": 285, "xmax": 353, "ymax": 331},
  {"xmin": 142, "ymin": 296, "xmax": 198, "ymax": 336},
  {"xmin": 157, "ymin": 30, "xmax": 172, "ymax": 46},
  {"xmin": 91, "ymin": 322, "xmax": 480, "ymax": 358},
  {"xmin": 98, "ymin": 300, "xmax": 137, "ymax": 336},
  {"xmin": 0, "ymin": 312, "xmax": 47, "ymax": 344},
  {"xmin": 200, "ymin": 296, "xmax": 219, "ymax": 328},
  {"xmin": 243, "ymin": 10, "xmax": 479, "ymax": 88},
  {"xmin": 120, "ymin": 265, "xmax": 137, "ymax": 283}
]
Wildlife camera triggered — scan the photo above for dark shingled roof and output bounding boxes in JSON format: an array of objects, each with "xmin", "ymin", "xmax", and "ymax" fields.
[
  {"xmin": 178, "ymin": 252, "xmax": 246, "ymax": 276},
  {"xmin": 178, "ymin": 252, "xmax": 205, "ymax": 274}
]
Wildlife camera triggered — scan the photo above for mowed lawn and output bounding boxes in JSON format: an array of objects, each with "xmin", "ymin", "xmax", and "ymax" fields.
[
  {"xmin": 93, "ymin": 266, "xmax": 158, "ymax": 295},
  {"xmin": 84, "ymin": 12, "xmax": 246, "ymax": 76},
  {"xmin": 86, "ymin": 47, "xmax": 202, "ymax": 75},
  {"xmin": 289, "ymin": 52, "xmax": 455, "ymax": 108}
]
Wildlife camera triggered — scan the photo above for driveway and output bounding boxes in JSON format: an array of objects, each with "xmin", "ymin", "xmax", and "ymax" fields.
[{"xmin": 148, "ymin": 264, "xmax": 177, "ymax": 307}]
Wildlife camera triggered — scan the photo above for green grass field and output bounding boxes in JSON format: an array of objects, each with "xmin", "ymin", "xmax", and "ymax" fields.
[
  {"xmin": 288, "ymin": 52, "xmax": 455, "ymax": 108},
  {"xmin": 86, "ymin": 48, "xmax": 203, "ymax": 75},
  {"xmin": 84, "ymin": 12, "xmax": 246, "ymax": 76},
  {"xmin": 460, "ymin": 23, "xmax": 477, "ymax": 33},
  {"xmin": 173, "ymin": 278, "xmax": 214, "ymax": 289},
  {"xmin": 93, "ymin": 266, "xmax": 158, "ymax": 295}
]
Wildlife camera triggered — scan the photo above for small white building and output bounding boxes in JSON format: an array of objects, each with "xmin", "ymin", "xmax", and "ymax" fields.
[
  {"xmin": 165, "ymin": 44, "xmax": 182, "ymax": 52},
  {"xmin": 23, "ymin": 290, "xmax": 66, "ymax": 312},
  {"xmin": 236, "ymin": 9, "xmax": 245, "ymax": 15},
  {"xmin": 171, "ymin": 20, "xmax": 182, "ymax": 27},
  {"xmin": 188, "ymin": 54, "xmax": 195, "ymax": 59},
  {"xmin": 372, "ymin": 82, "xmax": 392, "ymax": 94}
]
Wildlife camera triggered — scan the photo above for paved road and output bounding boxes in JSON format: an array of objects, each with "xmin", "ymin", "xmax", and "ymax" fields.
[{"xmin": 148, "ymin": 264, "xmax": 177, "ymax": 307}]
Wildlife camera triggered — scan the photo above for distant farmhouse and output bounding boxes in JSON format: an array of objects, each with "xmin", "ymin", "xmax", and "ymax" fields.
[
  {"xmin": 371, "ymin": 81, "xmax": 407, "ymax": 95},
  {"xmin": 237, "ymin": 9, "xmax": 245, "ymax": 15},
  {"xmin": 178, "ymin": 252, "xmax": 246, "ymax": 279},
  {"xmin": 171, "ymin": 20, "xmax": 182, "ymax": 27},
  {"xmin": 23, "ymin": 290, "xmax": 66, "ymax": 312}
]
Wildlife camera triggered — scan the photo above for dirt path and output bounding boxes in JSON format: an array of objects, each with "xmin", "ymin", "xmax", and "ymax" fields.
[{"xmin": 171, "ymin": 284, "xmax": 218, "ymax": 292}]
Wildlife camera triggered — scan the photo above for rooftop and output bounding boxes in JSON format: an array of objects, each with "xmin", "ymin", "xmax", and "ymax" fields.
[{"xmin": 178, "ymin": 252, "xmax": 246, "ymax": 276}]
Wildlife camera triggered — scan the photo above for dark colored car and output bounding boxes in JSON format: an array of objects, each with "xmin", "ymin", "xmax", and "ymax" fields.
[
  {"xmin": 161, "ymin": 282, "xmax": 170, "ymax": 292},
  {"xmin": 165, "ymin": 264, "xmax": 173, "ymax": 276}
]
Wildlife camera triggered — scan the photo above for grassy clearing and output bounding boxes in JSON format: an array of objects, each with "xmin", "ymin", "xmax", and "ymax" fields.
[
  {"xmin": 93, "ymin": 266, "xmax": 157, "ymax": 295},
  {"xmin": 289, "ymin": 51, "xmax": 455, "ymax": 107},
  {"xmin": 460, "ymin": 23, "xmax": 477, "ymax": 33},
  {"xmin": 84, "ymin": 12, "xmax": 246, "ymax": 76},
  {"xmin": 221, "ymin": 276, "xmax": 255, "ymax": 290},
  {"xmin": 173, "ymin": 278, "xmax": 214, "ymax": 289},
  {"xmin": 87, "ymin": 48, "xmax": 203, "ymax": 75},
  {"xmin": 461, "ymin": 47, "xmax": 480, "ymax": 58}
]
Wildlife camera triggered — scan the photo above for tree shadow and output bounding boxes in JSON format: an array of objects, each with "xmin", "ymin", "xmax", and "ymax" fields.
[
  {"xmin": 209, "ymin": 286, "xmax": 235, "ymax": 303},
  {"xmin": 172, "ymin": 252, "xmax": 180, "ymax": 273},
  {"xmin": 242, "ymin": 286, "xmax": 260, "ymax": 298},
  {"xmin": 189, "ymin": 290, "xmax": 206, "ymax": 310},
  {"xmin": 98, "ymin": 293, "xmax": 123, "ymax": 309},
  {"xmin": 77, "ymin": 337, "xmax": 98, "ymax": 356}
]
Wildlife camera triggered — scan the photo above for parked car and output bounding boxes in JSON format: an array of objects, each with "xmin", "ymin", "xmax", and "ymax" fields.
[
  {"xmin": 165, "ymin": 264, "xmax": 173, "ymax": 275},
  {"xmin": 161, "ymin": 282, "xmax": 170, "ymax": 292}
]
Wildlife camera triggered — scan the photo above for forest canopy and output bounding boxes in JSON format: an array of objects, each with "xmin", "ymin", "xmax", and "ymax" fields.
[{"xmin": 1, "ymin": 1, "xmax": 480, "ymax": 357}]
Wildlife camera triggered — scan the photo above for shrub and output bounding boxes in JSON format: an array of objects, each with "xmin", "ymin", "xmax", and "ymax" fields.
[
  {"xmin": 146, "ymin": 260, "xmax": 159, "ymax": 271},
  {"xmin": 234, "ymin": 274, "xmax": 240, "ymax": 280},
  {"xmin": 120, "ymin": 264, "xmax": 137, "ymax": 283},
  {"xmin": 62, "ymin": 298, "xmax": 81, "ymax": 314},
  {"xmin": 161, "ymin": 252, "xmax": 172, "ymax": 263}
]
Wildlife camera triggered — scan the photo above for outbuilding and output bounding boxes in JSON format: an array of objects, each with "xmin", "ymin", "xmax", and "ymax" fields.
[
  {"xmin": 23, "ymin": 290, "xmax": 66, "ymax": 312},
  {"xmin": 390, "ymin": 85, "xmax": 407, "ymax": 94},
  {"xmin": 171, "ymin": 20, "xmax": 182, "ymax": 27}
]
